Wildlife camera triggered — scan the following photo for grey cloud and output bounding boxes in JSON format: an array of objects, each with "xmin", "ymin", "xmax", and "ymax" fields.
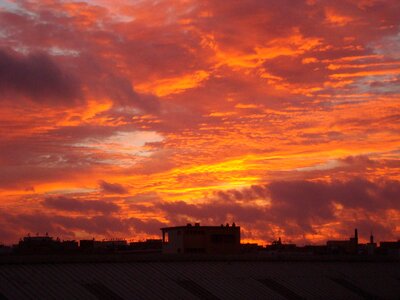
[
  {"xmin": 99, "ymin": 180, "xmax": 128, "ymax": 194},
  {"xmin": 0, "ymin": 49, "xmax": 81, "ymax": 104}
]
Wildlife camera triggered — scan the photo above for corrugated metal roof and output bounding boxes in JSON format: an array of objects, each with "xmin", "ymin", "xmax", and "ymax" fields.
[{"xmin": 0, "ymin": 261, "xmax": 399, "ymax": 299}]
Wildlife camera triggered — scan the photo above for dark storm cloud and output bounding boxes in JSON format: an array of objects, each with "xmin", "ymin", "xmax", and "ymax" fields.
[
  {"xmin": 214, "ymin": 184, "xmax": 269, "ymax": 202},
  {"xmin": 157, "ymin": 199, "xmax": 266, "ymax": 224},
  {"xmin": 0, "ymin": 208, "xmax": 167, "ymax": 243},
  {"xmin": 131, "ymin": 218, "xmax": 167, "ymax": 235},
  {"xmin": 98, "ymin": 180, "xmax": 129, "ymax": 194},
  {"xmin": 153, "ymin": 178, "xmax": 400, "ymax": 238},
  {"xmin": 0, "ymin": 49, "xmax": 81, "ymax": 104},
  {"xmin": 269, "ymin": 178, "xmax": 400, "ymax": 216},
  {"xmin": 268, "ymin": 180, "xmax": 335, "ymax": 231},
  {"xmin": 155, "ymin": 178, "xmax": 400, "ymax": 224},
  {"xmin": 42, "ymin": 196, "xmax": 120, "ymax": 213}
]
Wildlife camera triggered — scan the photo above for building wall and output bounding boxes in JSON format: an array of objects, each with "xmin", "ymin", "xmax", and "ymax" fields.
[
  {"xmin": 162, "ymin": 228, "xmax": 184, "ymax": 254},
  {"xmin": 162, "ymin": 225, "xmax": 240, "ymax": 254},
  {"xmin": 203, "ymin": 227, "xmax": 240, "ymax": 255}
]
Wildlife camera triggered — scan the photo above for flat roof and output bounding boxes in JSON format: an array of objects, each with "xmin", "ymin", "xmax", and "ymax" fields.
[
  {"xmin": 161, "ymin": 225, "xmax": 240, "ymax": 230},
  {"xmin": 0, "ymin": 260, "xmax": 399, "ymax": 299}
]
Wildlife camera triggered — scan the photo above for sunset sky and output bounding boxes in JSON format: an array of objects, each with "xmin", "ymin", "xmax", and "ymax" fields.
[{"xmin": 0, "ymin": 0, "xmax": 399, "ymax": 245}]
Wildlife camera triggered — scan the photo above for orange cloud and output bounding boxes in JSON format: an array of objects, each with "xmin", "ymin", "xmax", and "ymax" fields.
[{"xmin": 135, "ymin": 70, "xmax": 210, "ymax": 97}]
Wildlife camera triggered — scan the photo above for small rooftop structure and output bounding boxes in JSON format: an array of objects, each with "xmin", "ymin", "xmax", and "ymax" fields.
[
  {"xmin": 15, "ymin": 233, "xmax": 78, "ymax": 254},
  {"xmin": 80, "ymin": 239, "xmax": 128, "ymax": 252},
  {"xmin": 266, "ymin": 237, "xmax": 297, "ymax": 252},
  {"xmin": 326, "ymin": 229, "xmax": 359, "ymax": 254},
  {"xmin": 161, "ymin": 223, "xmax": 240, "ymax": 254}
]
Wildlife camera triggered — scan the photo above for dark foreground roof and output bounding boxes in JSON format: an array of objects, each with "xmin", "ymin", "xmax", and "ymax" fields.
[{"xmin": 0, "ymin": 260, "xmax": 399, "ymax": 299}]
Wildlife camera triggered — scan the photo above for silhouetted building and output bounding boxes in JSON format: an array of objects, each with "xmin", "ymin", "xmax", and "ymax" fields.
[
  {"xmin": 326, "ymin": 229, "xmax": 358, "ymax": 254},
  {"xmin": 79, "ymin": 239, "xmax": 96, "ymax": 251},
  {"xmin": 129, "ymin": 239, "xmax": 162, "ymax": 252},
  {"xmin": 79, "ymin": 239, "xmax": 128, "ymax": 252},
  {"xmin": 358, "ymin": 233, "xmax": 377, "ymax": 255},
  {"xmin": 15, "ymin": 234, "xmax": 56, "ymax": 254},
  {"xmin": 0, "ymin": 245, "xmax": 12, "ymax": 255},
  {"xmin": 161, "ymin": 223, "xmax": 240, "ymax": 254},
  {"xmin": 241, "ymin": 243, "xmax": 264, "ymax": 253},
  {"xmin": 379, "ymin": 240, "xmax": 400, "ymax": 257},
  {"xmin": 5, "ymin": 227, "xmax": 400, "ymax": 259},
  {"xmin": 302, "ymin": 245, "xmax": 328, "ymax": 255},
  {"xmin": 60, "ymin": 240, "xmax": 79, "ymax": 251},
  {"xmin": 15, "ymin": 234, "xmax": 78, "ymax": 254},
  {"xmin": 265, "ymin": 237, "xmax": 297, "ymax": 252}
]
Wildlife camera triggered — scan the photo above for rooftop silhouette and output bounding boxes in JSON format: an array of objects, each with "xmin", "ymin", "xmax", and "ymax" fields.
[{"xmin": 0, "ymin": 223, "xmax": 399, "ymax": 260}]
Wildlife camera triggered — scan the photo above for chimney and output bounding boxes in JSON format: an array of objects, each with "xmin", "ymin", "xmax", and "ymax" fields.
[
  {"xmin": 370, "ymin": 232, "xmax": 374, "ymax": 244},
  {"xmin": 354, "ymin": 228, "xmax": 358, "ymax": 244}
]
